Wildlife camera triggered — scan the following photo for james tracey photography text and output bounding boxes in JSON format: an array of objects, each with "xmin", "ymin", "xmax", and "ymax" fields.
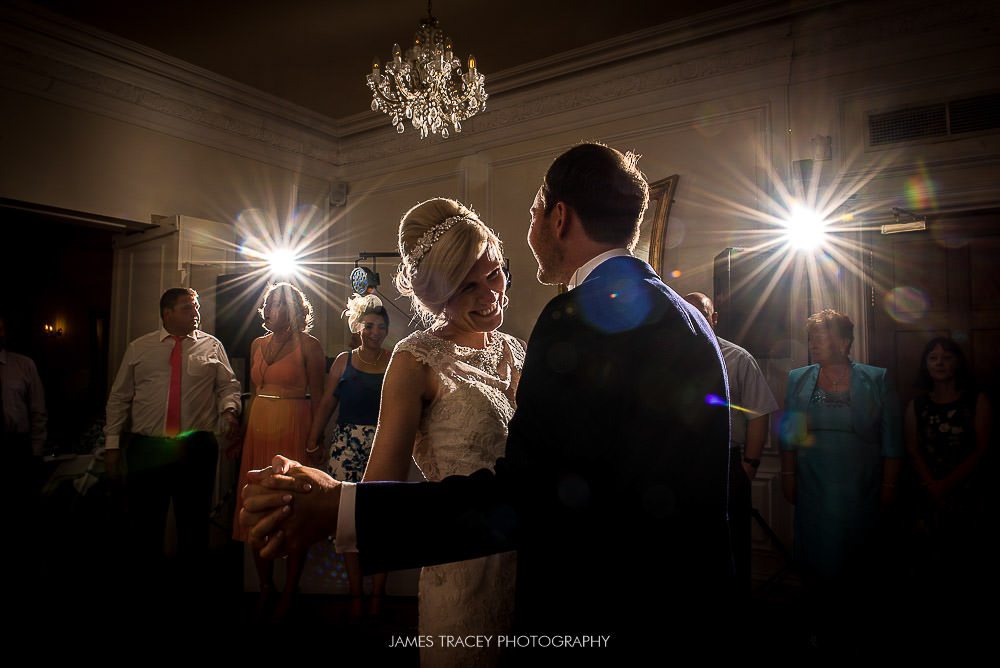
[{"xmin": 388, "ymin": 635, "xmax": 612, "ymax": 649}]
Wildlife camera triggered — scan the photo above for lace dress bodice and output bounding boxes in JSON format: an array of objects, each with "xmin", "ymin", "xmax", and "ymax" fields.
[
  {"xmin": 396, "ymin": 329, "xmax": 524, "ymax": 481},
  {"xmin": 394, "ymin": 328, "xmax": 524, "ymax": 667}
]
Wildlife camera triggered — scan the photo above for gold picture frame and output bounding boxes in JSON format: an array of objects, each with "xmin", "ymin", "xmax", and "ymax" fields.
[{"xmin": 635, "ymin": 174, "xmax": 679, "ymax": 276}]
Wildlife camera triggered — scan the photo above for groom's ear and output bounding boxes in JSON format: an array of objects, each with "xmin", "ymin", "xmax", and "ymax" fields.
[{"xmin": 552, "ymin": 201, "xmax": 572, "ymax": 240}]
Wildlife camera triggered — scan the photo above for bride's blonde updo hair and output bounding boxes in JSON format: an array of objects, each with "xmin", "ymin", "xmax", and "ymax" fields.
[{"xmin": 394, "ymin": 198, "xmax": 503, "ymax": 325}]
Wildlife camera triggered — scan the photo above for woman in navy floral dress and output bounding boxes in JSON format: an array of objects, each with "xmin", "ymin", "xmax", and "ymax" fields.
[{"xmin": 307, "ymin": 293, "xmax": 390, "ymax": 615}]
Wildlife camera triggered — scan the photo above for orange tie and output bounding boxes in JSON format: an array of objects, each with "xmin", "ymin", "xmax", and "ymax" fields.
[{"xmin": 165, "ymin": 335, "xmax": 184, "ymax": 436}]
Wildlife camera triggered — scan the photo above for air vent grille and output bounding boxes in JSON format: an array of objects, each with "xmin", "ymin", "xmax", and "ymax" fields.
[{"xmin": 868, "ymin": 93, "xmax": 1000, "ymax": 146}]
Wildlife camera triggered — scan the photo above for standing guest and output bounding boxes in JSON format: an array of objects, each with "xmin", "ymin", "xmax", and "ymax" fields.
[
  {"xmin": 904, "ymin": 337, "xmax": 991, "ymax": 592},
  {"xmin": 104, "ymin": 288, "xmax": 240, "ymax": 609},
  {"xmin": 0, "ymin": 315, "xmax": 47, "ymax": 472},
  {"xmin": 779, "ymin": 309, "xmax": 901, "ymax": 641},
  {"xmin": 233, "ymin": 282, "xmax": 325, "ymax": 621},
  {"xmin": 306, "ymin": 293, "xmax": 390, "ymax": 617},
  {"xmin": 683, "ymin": 292, "xmax": 778, "ymax": 592}
]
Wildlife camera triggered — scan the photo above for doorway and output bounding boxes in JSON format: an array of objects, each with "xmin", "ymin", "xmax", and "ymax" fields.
[{"xmin": 865, "ymin": 210, "xmax": 1000, "ymax": 408}]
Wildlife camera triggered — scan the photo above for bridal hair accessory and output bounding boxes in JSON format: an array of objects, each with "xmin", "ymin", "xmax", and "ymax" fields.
[{"xmin": 409, "ymin": 215, "xmax": 467, "ymax": 273}]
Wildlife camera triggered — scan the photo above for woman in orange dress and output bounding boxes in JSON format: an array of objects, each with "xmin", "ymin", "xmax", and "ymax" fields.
[{"xmin": 233, "ymin": 282, "xmax": 325, "ymax": 620}]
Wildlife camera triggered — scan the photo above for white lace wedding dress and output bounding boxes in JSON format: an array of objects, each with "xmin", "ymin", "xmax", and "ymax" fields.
[{"xmin": 396, "ymin": 329, "xmax": 523, "ymax": 667}]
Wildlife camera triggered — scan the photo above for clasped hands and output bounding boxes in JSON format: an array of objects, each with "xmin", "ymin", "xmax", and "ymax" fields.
[{"xmin": 239, "ymin": 455, "xmax": 341, "ymax": 558}]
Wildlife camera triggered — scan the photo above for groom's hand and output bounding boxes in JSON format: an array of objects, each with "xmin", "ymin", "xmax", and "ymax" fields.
[
  {"xmin": 244, "ymin": 462, "xmax": 341, "ymax": 558},
  {"xmin": 239, "ymin": 456, "xmax": 306, "ymax": 547}
]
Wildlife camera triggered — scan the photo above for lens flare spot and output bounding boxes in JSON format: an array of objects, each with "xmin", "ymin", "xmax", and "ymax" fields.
[
  {"xmin": 609, "ymin": 292, "xmax": 618, "ymax": 299},
  {"xmin": 884, "ymin": 286, "xmax": 929, "ymax": 323},
  {"xmin": 784, "ymin": 205, "xmax": 827, "ymax": 250},
  {"xmin": 705, "ymin": 394, "xmax": 757, "ymax": 414},
  {"xmin": 904, "ymin": 171, "xmax": 937, "ymax": 211},
  {"xmin": 670, "ymin": 269, "xmax": 682, "ymax": 278},
  {"xmin": 666, "ymin": 220, "xmax": 686, "ymax": 249}
]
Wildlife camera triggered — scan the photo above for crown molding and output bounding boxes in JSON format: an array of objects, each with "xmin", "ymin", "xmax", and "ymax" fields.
[{"xmin": 1, "ymin": 2, "xmax": 340, "ymax": 176}]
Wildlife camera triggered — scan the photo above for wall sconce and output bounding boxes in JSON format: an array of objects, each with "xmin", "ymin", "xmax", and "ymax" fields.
[
  {"xmin": 42, "ymin": 323, "xmax": 63, "ymax": 337},
  {"xmin": 882, "ymin": 207, "xmax": 927, "ymax": 235}
]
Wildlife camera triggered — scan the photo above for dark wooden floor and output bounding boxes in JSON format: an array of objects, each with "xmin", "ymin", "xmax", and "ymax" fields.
[{"xmin": 15, "ymin": 474, "xmax": 993, "ymax": 659}]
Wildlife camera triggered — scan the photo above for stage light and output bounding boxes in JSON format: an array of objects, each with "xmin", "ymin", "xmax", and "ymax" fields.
[
  {"xmin": 268, "ymin": 248, "xmax": 299, "ymax": 276},
  {"xmin": 351, "ymin": 266, "xmax": 379, "ymax": 294},
  {"xmin": 783, "ymin": 205, "xmax": 827, "ymax": 251}
]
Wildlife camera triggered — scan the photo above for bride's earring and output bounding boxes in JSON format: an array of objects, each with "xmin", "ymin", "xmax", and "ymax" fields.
[{"xmin": 502, "ymin": 294, "xmax": 510, "ymax": 310}]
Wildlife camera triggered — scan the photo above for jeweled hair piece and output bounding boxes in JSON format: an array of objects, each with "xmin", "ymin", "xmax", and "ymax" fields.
[{"xmin": 408, "ymin": 215, "xmax": 467, "ymax": 274}]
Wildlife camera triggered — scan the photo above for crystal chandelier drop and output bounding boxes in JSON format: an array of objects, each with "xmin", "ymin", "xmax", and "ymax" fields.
[{"xmin": 367, "ymin": 1, "xmax": 487, "ymax": 139}]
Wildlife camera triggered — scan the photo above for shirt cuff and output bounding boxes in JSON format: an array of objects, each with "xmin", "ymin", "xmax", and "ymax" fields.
[
  {"xmin": 334, "ymin": 482, "xmax": 358, "ymax": 553},
  {"xmin": 104, "ymin": 434, "xmax": 121, "ymax": 450}
]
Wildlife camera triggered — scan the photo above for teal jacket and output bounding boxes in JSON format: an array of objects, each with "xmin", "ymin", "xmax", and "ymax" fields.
[{"xmin": 779, "ymin": 362, "xmax": 902, "ymax": 457}]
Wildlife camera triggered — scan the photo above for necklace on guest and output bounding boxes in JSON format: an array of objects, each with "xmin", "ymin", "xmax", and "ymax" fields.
[
  {"xmin": 821, "ymin": 364, "xmax": 850, "ymax": 391},
  {"xmin": 356, "ymin": 347, "xmax": 385, "ymax": 366},
  {"xmin": 264, "ymin": 332, "xmax": 293, "ymax": 365}
]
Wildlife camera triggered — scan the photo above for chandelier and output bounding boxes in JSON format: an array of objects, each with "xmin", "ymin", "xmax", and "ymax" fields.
[{"xmin": 367, "ymin": 1, "xmax": 487, "ymax": 139}]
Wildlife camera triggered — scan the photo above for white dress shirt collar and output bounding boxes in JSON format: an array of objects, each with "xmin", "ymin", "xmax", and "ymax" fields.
[
  {"xmin": 158, "ymin": 327, "xmax": 200, "ymax": 342},
  {"xmin": 567, "ymin": 248, "xmax": 632, "ymax": 290}
]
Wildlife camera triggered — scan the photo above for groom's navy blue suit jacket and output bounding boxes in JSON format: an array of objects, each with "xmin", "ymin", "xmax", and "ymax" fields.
[{"xmin": 357, "ymin": 256, "xmax": 732, "ymax": 642}]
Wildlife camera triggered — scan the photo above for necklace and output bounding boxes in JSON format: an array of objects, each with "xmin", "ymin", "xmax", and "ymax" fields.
[
  {"xmin": 821, "ymin": 365, "xmax": 850, "ymax": 391},
  {"xmin": 264, "ymin": 333, "xmax": 293, "ymax": 365},
  {"xmin": 356, "ymin": 347, "xmax": 385, "ymax": 366}
]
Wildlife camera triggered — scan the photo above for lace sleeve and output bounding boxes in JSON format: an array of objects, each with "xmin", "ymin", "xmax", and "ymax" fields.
[{"xmin": 393, "ymin": 330, "xmax": 454, "ymax": 376}]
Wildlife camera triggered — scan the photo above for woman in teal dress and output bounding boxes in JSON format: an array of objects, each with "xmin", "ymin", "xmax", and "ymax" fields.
[{"xmin": 780, "ymin": 310, "xmax": 902, "ymax": 586}]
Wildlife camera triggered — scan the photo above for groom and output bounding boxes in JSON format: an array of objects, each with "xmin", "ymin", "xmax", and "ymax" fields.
[{"xmin": 243, "ymin": 143, "xmax": 732, "ymax": 645}]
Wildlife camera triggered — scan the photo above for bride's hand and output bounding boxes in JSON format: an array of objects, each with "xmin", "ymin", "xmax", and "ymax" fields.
[{"xmin": 250, "ymin": 465, "xmax": 342, "ymax": 558}]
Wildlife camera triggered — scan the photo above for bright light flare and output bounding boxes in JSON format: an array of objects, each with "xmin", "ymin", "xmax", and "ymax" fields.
[
  {"xmin": 267, "ymin": 248, "xmax": 300, "ymax": 276},
  {"xmin": 783, "ymin": 205, "xmax": 828, "ymax": 251}
]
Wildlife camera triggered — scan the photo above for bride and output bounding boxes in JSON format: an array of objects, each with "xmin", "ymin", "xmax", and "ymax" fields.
[{"xmin": 363, "ymin": 198, "xmax": 522, "ymax": 666}]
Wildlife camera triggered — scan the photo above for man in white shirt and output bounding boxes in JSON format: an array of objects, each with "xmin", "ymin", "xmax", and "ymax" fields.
[
  {"xmin": 0, "ymin": 315, "xmax": 47, "ymax": 497},
  {"xmin": 0, "ymin": 316, "xmax": 46, "ymax": 452},
  {"xmin": 684, "ymin": 291, "xmax": 778, "ymax": 591},
  {"xmin": 105, "ymin": 287, "xmax": 240, "ymax": 588}
]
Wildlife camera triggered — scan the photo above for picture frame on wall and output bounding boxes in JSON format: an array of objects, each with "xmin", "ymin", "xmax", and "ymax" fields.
[{"xmin": 634, "ymin": 174, "xmax": 679, "ymax": 276}]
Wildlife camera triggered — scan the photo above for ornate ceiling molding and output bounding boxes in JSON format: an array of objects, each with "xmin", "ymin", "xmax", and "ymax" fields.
[{"xmin": 1, "ymin": 4, "xmax": 340, "ymax": 175}]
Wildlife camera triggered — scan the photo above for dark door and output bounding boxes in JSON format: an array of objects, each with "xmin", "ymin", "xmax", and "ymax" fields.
[{"xmin": 865, "ymin": 212, "xmax": 1000, "ymax": 409}]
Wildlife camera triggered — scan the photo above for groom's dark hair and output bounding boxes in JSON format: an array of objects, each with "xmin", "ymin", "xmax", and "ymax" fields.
[{"xmin": 541, "ymin": 142, "xmax": 649, "ymax": 247}]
